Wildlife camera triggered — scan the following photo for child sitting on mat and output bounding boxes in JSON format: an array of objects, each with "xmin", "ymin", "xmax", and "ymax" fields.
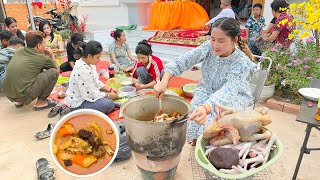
[{"xmin": 132, "ymin": 40, "xmax": 164, "ymax": 90}]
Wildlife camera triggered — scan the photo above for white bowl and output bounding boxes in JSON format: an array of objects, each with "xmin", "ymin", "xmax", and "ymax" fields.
[
  {"xmin": 120, "ymin": 77, "xmax": 133, "ymax": 86},
  {"xmin": 49, "ymin": 109, "xmax": 119, "ymax": 178},
  {"xmin": 298, "ymin": 88, "xmax": 320, "ymax": 101},
  {"xmin": 119, "ymin": 86, "xmax": 136, "ymax": 97}
]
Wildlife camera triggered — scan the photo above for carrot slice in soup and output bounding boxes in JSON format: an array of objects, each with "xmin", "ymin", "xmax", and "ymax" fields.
[
  {"xmin": 58, "ymin": 123, "xmax": 75, "ymax": 137},
  {"xmin": 72, "ymin": 154, "xmax": 97, "ymax": 168}
]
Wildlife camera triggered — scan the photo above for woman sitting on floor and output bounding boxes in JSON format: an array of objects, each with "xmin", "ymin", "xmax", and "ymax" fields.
[
  {"xmin": 39, "ymin": 20, "xmax": 65, "ymax": 66},
  {"xmin": 5, "ymin": 17, "xmax": 26, "ymax": 41},
  {"xmin": 60, "ymin": 33, "xmax": 84, "ymax": 72},
  {"xmin": 132, "ymin": 40, "xmax": 164, "ymax": 90},
  {"xmin": 109, "ymin": 29, "xmax": 138, "ymax": 72},
  {"xmin": 65, "ymin": 41, "xmax": 118, "ymax": 114}
]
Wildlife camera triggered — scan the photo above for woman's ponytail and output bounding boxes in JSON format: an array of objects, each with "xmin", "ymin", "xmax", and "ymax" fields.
[
  {"xmin": 74, "ymin": 41, "xmax": 86, "ymax": 57},
  {"xmin": 237, "ymin": 37, "xmax": 254, "ymax": 61}
]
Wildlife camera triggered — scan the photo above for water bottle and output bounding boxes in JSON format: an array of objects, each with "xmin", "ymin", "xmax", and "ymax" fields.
[{"xmin": 109, "ymin": 67, "xmax": 115, "ymax": 78}]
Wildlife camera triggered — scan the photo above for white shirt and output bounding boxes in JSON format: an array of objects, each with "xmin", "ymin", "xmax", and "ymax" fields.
[
  {"xmin": 205, "ymin": 8, "xmax": 235, "ymax": 26},
  {"xmin": 65, "ymin": 59, "xmax": 106, "ymax": 108}
]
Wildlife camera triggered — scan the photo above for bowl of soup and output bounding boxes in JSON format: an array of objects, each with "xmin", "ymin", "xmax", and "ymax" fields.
[{"xmin": 49, "ymin": 109, "xmax": 119, "ymax": 178}]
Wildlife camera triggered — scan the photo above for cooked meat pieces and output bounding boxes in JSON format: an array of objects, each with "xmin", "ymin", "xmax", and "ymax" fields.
[
  {"xmin": 78, "ymin": 129, "xmax": 93, "ymax": 140},
  {"xmin": 153, "ymin": 112, "xmax": 181, "ymax": 122},
  {"xmin": 63, "ymin": 159, "xmax": 72, "ymax": 166}
]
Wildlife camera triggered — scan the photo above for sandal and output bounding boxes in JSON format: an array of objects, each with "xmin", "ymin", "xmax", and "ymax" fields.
[
  {"xmin": 36, "ymin": 158, "xmax": 55, "ymax": 180},
  {"xmin": 114, "ymin": 135, "xmax": 132, "ymax": 163},
  {"xmin": 35, "ymin": 124, "xmax": 54, "ymax": 140},
  {"xmin": 34, "ymin": 99, "xmax": 57, "ymax": 111},
  {"xmin": 48, "ymin": 105, "xmax": 64, "ymax": 118},
  {"xmin": 60, "ymin": 107, "xmax": 71, "ymax": 118},
  {"xmin": 15, "ymin": 103, "xmax": 24, "ymax": 108}
]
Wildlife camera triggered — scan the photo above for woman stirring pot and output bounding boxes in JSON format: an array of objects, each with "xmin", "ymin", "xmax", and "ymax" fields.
[{"xmin": 154, "ymin": 18, "xmax": 256, "ymax": 146}]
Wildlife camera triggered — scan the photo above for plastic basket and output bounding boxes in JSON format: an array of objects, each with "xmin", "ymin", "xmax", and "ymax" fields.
[{"xmin": 195, "ymin": 134, "xmax": 283, "ymax": 179}]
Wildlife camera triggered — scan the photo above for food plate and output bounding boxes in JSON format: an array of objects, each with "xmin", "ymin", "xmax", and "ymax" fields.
[
  {"xmin": 120, "ymin": 77, "xmax": 133, "ymax": 86},
  {"xmin": 49, "ymin": 109, "xmax": 119, "ymax": 178},
  {"xmin": 114, "ymin": 96, "xmax": 129, "ymax": 106},
  {"xmin": 298, "ymin": 88, "xmax": 320, "ymax": 101},
  {"xmin": 182, "ymin": 83, "xmax": 197, "ymax": 93},
  {"xmin": 182, "ymin": 83, "xmax": 197, "ymax": 98}
]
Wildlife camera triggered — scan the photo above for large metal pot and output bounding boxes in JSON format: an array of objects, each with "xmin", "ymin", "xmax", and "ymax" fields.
[{"xmin": 122, "ymin": 95, "xmax": 190, "ymax": 159}]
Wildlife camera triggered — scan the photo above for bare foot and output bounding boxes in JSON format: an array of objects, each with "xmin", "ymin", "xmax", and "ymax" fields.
[
  {"xmin": 187, "ymin": 139, "xmax": 197, "ymax": 146},
  {"xmin": 35, "ymin": 100, "xmax": 48, "ymax": 108}
]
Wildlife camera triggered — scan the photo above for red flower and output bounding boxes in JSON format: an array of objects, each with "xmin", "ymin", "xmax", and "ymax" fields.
[{"xmin": 31, "ymin": 2, "xmax": 43, "ymax": 9}]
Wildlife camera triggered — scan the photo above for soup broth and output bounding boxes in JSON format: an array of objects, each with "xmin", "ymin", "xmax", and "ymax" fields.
[{"xmin": 53, "ymin": 114, "xmax": 117, "ymax": 175}]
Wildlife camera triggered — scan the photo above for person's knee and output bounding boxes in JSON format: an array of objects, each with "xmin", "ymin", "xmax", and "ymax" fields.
[
  {"xmin": 46, "ymin": 68, "xmax": 59, "ymax": 80},
  {"xmin": 136, "ymin": 66, "xmax": 148, "ymax": 75}
]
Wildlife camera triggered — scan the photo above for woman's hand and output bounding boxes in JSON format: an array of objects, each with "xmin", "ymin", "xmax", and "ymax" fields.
[
  {"xmin": 125, "ymin": 66, "xmax": 133, "ymax": 72},
  {"xmin": 189, "ymin": 106, "xmax": 208, "ymax": 125},
  {"xmin": 154, "ymin": 81, "xmax": 168, "ymax": 98},
  {"xmin": 110, "ymin": 88, "xmax": 118, "ymax": 94},
  {"xmin": 119, "ymin": 66, "xmax": 126, "ymax": 72},
  {"xmin": 108, "ymin": 91, "xmax": 118, "ymax": 100},
  {"xmin": 255, "ymin": 36, "xmax": 262, "ymax": 43}
]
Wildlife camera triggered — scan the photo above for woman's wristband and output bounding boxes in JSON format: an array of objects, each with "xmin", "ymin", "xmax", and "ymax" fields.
[{"xmin": 109, "ymin": 88, "xmax": 113, "ymax": 92}]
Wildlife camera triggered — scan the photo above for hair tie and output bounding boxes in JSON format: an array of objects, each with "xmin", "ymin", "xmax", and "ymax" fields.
[{"xmin": 110, "ymin": 30, "xmax": 115, "ymax": 38}]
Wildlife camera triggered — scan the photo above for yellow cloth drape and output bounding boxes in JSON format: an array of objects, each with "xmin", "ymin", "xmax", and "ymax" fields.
[{"xmin": 143, "ymin": 1, "xmax": 209, "ymax": 30}]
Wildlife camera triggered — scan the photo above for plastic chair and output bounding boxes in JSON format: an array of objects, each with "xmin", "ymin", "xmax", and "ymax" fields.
[{"xmin": 250, "ymin": 55, "xmax": 273, "ymax": 109}]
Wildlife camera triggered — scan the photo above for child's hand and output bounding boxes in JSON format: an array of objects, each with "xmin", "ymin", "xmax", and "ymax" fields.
[{"xmin": 133, "ymin": 78, "xmax": 142, "ymax": 90}]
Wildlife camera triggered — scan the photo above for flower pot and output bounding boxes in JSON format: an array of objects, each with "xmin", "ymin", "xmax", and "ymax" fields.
[{"xmin": 250, "ymin": 84, "xmax": 275, "ymax": 102}]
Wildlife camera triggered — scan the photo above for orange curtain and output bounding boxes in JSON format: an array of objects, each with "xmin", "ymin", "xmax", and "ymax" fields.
[{"xmin": 143, "ymin": 1, "xmax": 209, "ymax": 30}]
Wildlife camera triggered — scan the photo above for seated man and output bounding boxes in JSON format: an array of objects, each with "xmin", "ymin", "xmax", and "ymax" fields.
[
  {"xmin": 0, "ymin": 31, "xmax": 14, "ymax": 49},
  {"xmin": 204, "ymin": 0, "xmax": 235, "ymax": 35},
  {"xmin": 0, "ymin": 37, "xmax": 25, "ymax": 90},
  {"xmin": 60, "ymin": 33, "xmax": 83, "ymax": 72},
  {"xmin": 2, "ymin": 30, "xmax": 59, "ymax": 110}
]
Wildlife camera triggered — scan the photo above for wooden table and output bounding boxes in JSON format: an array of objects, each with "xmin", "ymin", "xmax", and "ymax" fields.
[{"xmin": 292, "ymin": 79, "xmax": 320, "ymax": 180}]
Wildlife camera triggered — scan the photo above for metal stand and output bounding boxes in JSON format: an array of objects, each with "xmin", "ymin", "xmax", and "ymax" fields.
[
  {"xmin": 26, "ymin": 0, "xmax": 36, "ymax": 30},
  {"xmin": 292, "ymin": 125, "xmax": 320, "ymax": 180}
]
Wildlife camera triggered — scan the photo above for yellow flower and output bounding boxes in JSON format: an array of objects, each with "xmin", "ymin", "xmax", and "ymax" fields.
[
  {"xmin": 279, "ymin": 7, "xmax": 287, "ymax": 11},
  {"xmin": 293, "ymin": 29, "xmax": 302, "ymax": 35},
  {"xmin": 290, "ymin": 3, "xmax": 297, "ymax": 9},
  {"xmin": 288, "ymin": 34, "xmax": 295, "ymax": 40},
  {"xmin": 299, "ymin": 31, "xmax": 311, "ymax": 39}
]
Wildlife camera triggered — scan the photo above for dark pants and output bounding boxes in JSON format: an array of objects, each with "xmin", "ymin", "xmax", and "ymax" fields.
[
  {"xmin": 60, "ymin": 61, "xmax": 73, "ymax": 72},
  {"xmin": 232, "ymin": 0, "xmax": 247, "ymax": 14},
  {"xmin": 10, "ymin": 68, "xmax": 59, "ymax": 105},
  {"xmin": 136, "ymin": 66, "xmax": 164, "ymax": 84},
  {"xmin": 73, "ymin": 98, "xmax": 116, "ymax": 114}
]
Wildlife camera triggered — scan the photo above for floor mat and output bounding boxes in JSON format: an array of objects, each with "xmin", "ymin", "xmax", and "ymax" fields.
[
  {"xmin": 148, "ymin": 29, "xmax": 208, "ymax": 47},
  {"xmin": 49, "ymin": 76, "xmax": 198, "ymax": 121}
]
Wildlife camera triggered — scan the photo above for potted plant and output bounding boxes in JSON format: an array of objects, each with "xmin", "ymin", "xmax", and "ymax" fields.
[
  {"xmin": 259, "ymin": 38, "xmax": 320, "ymax": 104},
  {"xmin": 56, "ymin": 30, "xmax": 70, "ymax": 47}
]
